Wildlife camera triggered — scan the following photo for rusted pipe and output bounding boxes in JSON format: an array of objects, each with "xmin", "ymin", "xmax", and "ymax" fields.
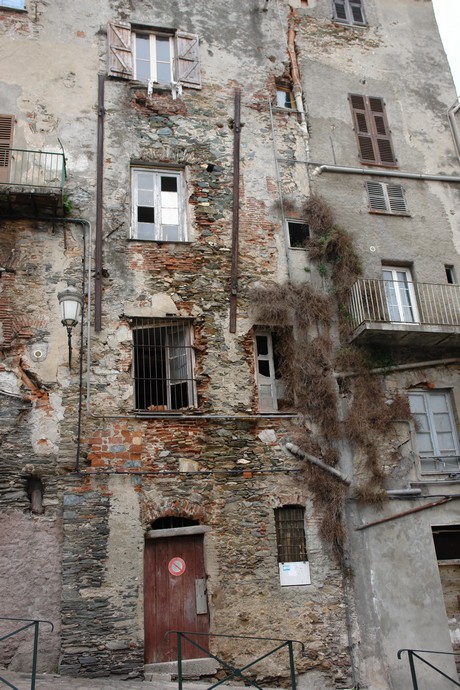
[
  {"xmin": 355, "ymin": 496, "xmax": 456, "ymax": 531},
  {"xmin": 95, "ymin": 73, "xmax": 105, "ymax": 331},
  {"xmin": 287, "ymin": 10, "xmax": 307, "ymax": 129},
  {"xmin": 229, "ymin": 88, "xmax": 241, "ymax": 333}
]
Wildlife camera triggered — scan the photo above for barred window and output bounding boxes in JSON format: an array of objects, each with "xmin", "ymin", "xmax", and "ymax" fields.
[
  {"xmin": 274, "ymin": 506, "xmax": 308, "ymax": 563},
  {"xmin": 132, "ymin": 318, "xmax": 196, "ymax": 411}
]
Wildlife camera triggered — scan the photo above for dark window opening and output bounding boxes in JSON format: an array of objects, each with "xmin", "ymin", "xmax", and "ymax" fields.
[
  {"xmin": 432, "ymin": 526, "xmax": 460, "ymax": 560},
  {"xmin": 152, "ymin": 516, "xmax": 199, "ymax": 529},
  {"xmin": 161, "ymin": 176, "xmax": 177, "ymax": 192},
  {"xmin": 288, "ymin": 221, "xmax": 310, "ymax": 248},
  {"xmin": 26, "ymin": 477, "xmax": 44, "ymax": 515},
  {"xmin": 446, "ymin": 265, "xmax": 456, "ymax": 284},
  {"xmin": 275, "ymin": 505, "xmax": 308, "ymax": 563},
  {"xmin": 138, "ymin": 206, "xmax": 155, "ymax": 223}
]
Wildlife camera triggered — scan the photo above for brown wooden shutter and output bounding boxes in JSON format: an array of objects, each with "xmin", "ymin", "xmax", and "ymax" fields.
[
  {"xmin": 175, "ymin": 32, "xmax": 201, "ymax": 89},
  {"xmin": 108, "ymin": 21, "xmax": 133, "ymax": 79},
  {"xmin": 368, "ymin": 97, "xmax": 396, "ymax": 165},
  {"xmin": 0, "ymin": 114, "xmax": 14, "ymax": 184},
  {"xmin": 350, "ymin": 94, "xmax": 376, "ymax": 163},
  {"xmin": 349, "ymin": 94, "xmax": 397, "ymax": 166}
]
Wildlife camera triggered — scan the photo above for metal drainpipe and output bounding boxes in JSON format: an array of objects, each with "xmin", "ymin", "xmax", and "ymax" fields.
[
  {"xmin": 448, "ymin": 98, "xmax": 460, "ymax": 160},
  {"xmin": 334, "ymin": 357, "xmax": 459, "ymax": 379},
  {"xmin": 312, "ymin": 164, "xmax": 460, "ymax": 183}
]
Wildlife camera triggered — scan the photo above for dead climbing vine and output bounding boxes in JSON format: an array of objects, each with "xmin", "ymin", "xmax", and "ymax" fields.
[{"xmin": 250, "ymin": 195, "xmax": 412, "ymax": 564}]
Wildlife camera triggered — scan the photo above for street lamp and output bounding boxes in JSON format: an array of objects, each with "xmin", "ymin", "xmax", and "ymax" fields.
[{"xmin": 58, "ymin": 285, "xmax": 82, "ymax": 368}]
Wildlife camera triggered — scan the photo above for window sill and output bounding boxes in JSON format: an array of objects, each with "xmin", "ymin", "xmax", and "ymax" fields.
[
  {"xmin": 368, "ymin": 210, "xmax": 411, "ymax": 217},
  {"xmin": 332, "ymin": 20, "xmax": 367, "ymax": 28},
  {"xmin": 128, "ymin": 237, "xmax": 191, "ymax": 245}
]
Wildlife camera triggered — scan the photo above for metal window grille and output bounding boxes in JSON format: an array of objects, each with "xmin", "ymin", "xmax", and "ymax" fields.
[
  {"xmin": 132, "ymin": 317, "xmax": 196, "ymax": 411},
  {"xmin": 274, "ymin": 506, "xmax": 308, "ymax": 563}
]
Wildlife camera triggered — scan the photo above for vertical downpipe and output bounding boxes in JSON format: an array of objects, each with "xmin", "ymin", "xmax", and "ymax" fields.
[
  {"xmin": 95, "ymin": 73, "xmax": 105, "ymax": 332},
  {"xmin": 229, "ymin": 88, "xmax": 242, "ymax": 333}
]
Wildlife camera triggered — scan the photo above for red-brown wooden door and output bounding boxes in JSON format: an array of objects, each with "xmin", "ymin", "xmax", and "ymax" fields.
[{"xmin": 144, "ymin": 533, "xmax": 209, "ymax": 663}]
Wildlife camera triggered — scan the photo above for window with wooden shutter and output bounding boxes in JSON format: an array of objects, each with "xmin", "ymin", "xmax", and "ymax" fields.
[
  {"xmin": 175, "ymin": 32, "xmax": 201, "ymax": 89},
  {"xmin": 349, "ymin": 94, "xmax": 397, "ymax": 166},
  {"xmin": 366, "ymin": 181, "xmax": 408, "ymax": 215},
  {"xmin": 333, "ymin": 0, "xmax": 366, "ymax": 26},
  {"xmin": 108, "ymin": 23, "xmax": 201, "ymax": 89},
  {"xmin": 0, "ymin": 114, "xmax": 14, "ymax": 184},
  {"xmin": 108, "ymin": 21, "xmax": 133, "ymax": 79}
]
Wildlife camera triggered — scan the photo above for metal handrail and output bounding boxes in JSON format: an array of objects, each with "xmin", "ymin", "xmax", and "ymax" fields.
[
  {"xmin": 0, "ymin": 148, "xmax": 65, "ymax": 190},
  {"xmin": 398, "ymin": 648, "xmax": 460, "ymax": 690},
  {"xmin": 0, "ymin": 617, "xmax": 54, "ymax": 690},
  {"xmin": 348, "ymin": 278, "xmax": 460, "ymax": 330},
  {"xmin": 166, "ymin": 630, "xmax": 305, "ymax": 690}
]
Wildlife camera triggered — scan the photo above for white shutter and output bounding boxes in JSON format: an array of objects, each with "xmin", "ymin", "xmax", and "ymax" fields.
[
  {"xmin": 175, "ymin": 32, "xmax": 201, "ymax": 89},
  {"xmin": 366, "ymin": 181, "xmax": 387, "ymax": 211},
  {"xmin": 108, "ymin": 21, "xmax": 133, "ymax": 79},
  {"xmin": 387, "ymin": 184, "xmax": 407, "ymax": 214}
]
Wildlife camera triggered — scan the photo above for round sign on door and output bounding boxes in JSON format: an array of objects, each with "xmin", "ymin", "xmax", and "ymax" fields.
[{"xmin": 168, "ymin": 557, "xmax": 186, "ymax": 577}]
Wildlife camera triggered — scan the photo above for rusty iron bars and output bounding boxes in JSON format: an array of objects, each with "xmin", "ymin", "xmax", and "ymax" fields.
[
  {"xmin": 348, "ymin": 278, "xmax": 460, "ymax": 330},
  {"xmin": 0, "ymin": 149, "xmax": 65, "ymax": 190},
  {"xmin": 398, "ymin": 648, "xmax": 460, "ymax": 690},
  {"xmin": 0, "ymin": 617, "xmax": 54, "ymax": 690},
  {"xmin": 167, "ymin": 630, "xmax": 305, "ymax": 690}
]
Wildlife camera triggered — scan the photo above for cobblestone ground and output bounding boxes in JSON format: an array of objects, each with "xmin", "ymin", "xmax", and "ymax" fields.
[{"xmin": 0, "ymin": 670, "xmax": 282, "ymax": 690}]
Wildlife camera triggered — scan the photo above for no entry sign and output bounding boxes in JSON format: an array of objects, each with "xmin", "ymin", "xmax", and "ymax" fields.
[{"xmin": 168, "ymin": 557, "xmax": 186, "ymax": 577}]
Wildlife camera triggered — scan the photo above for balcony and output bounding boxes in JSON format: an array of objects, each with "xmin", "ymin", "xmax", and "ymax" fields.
[
  {"xmin": 348, "ymin": 278, "xmax": 460, "ymax": 348},
  {"xmin": 0, "ymin": 148, "xmax": 66, "ymax": 217}
]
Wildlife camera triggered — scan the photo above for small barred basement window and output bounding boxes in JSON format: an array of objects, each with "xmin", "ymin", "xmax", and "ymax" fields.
[{"xmin": 274, "ymin": 505, "xmax": 310, "ymax": 586}]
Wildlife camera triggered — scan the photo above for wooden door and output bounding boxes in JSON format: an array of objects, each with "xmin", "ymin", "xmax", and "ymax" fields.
[{"xmin": 144, "ymin": 533, "xmax": 209, "ymax": 663}]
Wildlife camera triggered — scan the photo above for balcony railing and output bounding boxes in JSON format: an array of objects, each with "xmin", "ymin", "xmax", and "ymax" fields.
[
  {"xmin": 348, "ymin": 278, "xmax": 460, "ymax": 331},
  {"xmin": 0, "ymin": 148, "xmax": 65, "ymax": 190}
]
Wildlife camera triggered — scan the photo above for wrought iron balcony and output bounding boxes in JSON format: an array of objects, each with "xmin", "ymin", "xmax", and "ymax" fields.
[
  {"xmin": 348, "ymin": 278, "xmax": 460, "ymax": 348},
  {"xmin": 0, "ymin": 147, "xmax": 66, "ymax": 217}
]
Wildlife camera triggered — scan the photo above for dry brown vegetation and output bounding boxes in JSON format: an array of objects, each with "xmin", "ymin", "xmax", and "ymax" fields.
[{"xmin": 250, "ymin": 195, "xmax": 412, "ymax": 564}]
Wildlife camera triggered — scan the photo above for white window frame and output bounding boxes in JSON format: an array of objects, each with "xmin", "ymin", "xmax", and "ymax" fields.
[
  {"xmin": 382, "ymin": 266, "xmax": 419, "ymax": 323},
  {"xmin": 276, "ymin": 86, "xmax": 296, "ymax": 110},
  {"xmin": 254, "ymin": 331, "xmax": 279, "ymax": 412},
  {"xmin": 287, "ymin": 220, "xmax": 310, "ymax": 249},
  {"xmin": 0, "ymin": 0, "xmax": 25, "ymax": 8},
  {"xmin": 133, "ymin": 32, "xmax": 174, "ymax": 84},
  {"xmin": 131, "ymin": 168, "xmax": 186, "ymax": 242},
  {"xmin": 409, "ymin": 390, "xmax": 460, "ymax": 475},
  {"xmin": 333, "ymin": 0, "xmax": 366, "ymax": 26},
  {"xmin": 366, "ymin": 181, "xmax": 408, "ymax": 215}
]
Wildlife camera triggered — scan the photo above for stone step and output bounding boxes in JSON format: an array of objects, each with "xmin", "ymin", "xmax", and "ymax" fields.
[{"xmin": 144, "ymin": 656, "xmax": 219, "ymax": 680}]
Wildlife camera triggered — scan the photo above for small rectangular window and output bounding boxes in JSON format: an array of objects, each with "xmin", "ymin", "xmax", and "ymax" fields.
[
  {"xmin": 275, "ymin": 506, "xmax": 310, "ymax": 586},
  {"xmin": 131, "ymin": 168, "xmax": 186, "ymax": 242},
  {"xmin": 366, "ymin": 181, "xmax": 408, "ymax": 215},
  {"xmin": 287, "ymin": 220, "xmax": 310, "ymax": 248},
  {"xmin": 409, "ymin": 390, "xmax": 460, "ymax": 475},
  {"xmin": 333, "ymin": 0, "xmax": 366, "ymax": 26},
  {"xmin": 0, "ymin": 0, "xmax": 25, "ymax": 8},
  {"xmin": 445, "ymin": 265, "xmax": 456, "ymax": 284},
  {"xmin": 276, "ymin": 86, "xmax": 296, "ymax": 110},
  {"xmin": 134, "ymin": 33, "xmax": 174, "ymax": 84},
  {"xmin": 132, "ymin": 318, "xmax": 196, "ymax": 411}
]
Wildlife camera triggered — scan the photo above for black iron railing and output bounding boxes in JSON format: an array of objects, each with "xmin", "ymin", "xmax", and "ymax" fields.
[
  {"xmin": 167, "ymin": 631, "xmax": 305, "ymax": 690},
  {"xmin": 398, "ymin": 648, "xmax": 460, "ymax": 690},
  {"xmin": 0, "ymin": 617, "xmax": 54, "ymax": 690}
]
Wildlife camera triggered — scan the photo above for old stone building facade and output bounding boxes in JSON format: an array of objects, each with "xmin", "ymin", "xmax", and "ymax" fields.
[{"xmin": 0, "ymin": 0, "xmax": 459, "ymax": 688}]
